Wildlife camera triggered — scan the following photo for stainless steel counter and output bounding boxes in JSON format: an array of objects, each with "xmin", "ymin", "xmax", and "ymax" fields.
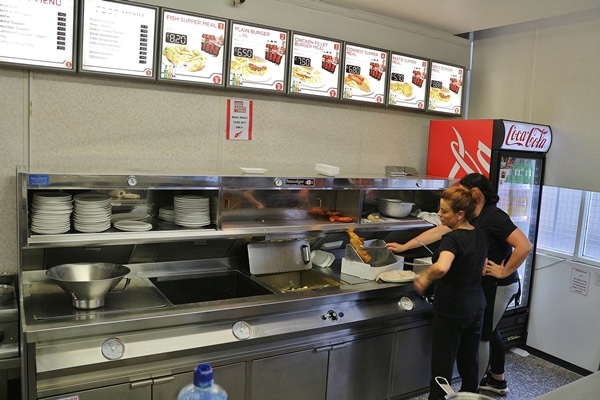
[{"xmin": 535, "ymin": 371, "xmax": 600, "ymax": 399}]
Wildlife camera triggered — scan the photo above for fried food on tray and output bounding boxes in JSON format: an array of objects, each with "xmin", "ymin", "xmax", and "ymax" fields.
[
  {"xmin": 231, "ymin": 56, "xmax": 268, "ymax": 77},
  {"xmin": 344, "ymin": 73, "xmax": 371, "ymax": 92},
  {"xmin": 390, "ymin": 81, "xmax": 413, "ymax": 97},
  {"xmin": 347, "ymin": 227, "xmax": 371, "ymax": 263},
  {"xmin": 292, "ymin": 65, "xmax": 322, "ymax": 84},
  {"xmin": 163, "ymin": 45, "xmax": 207, "ymax": 73},
  {"xmin": 329, "ymin": 215, "xmax": 353, "ymax": 223}
]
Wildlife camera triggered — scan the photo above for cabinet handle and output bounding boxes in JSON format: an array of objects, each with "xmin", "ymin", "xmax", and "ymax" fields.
[
  {"xmin": 330, "ymin": 343, "xmax": 348, "ymax": 351},
  {"xmin": 314, "ymin": 345, "xmax": 332, "ymax": 353},
  {"xmin": 153, "ymin": 375, "xmax": 175, "ymax": 385},
  {"xmin": 130, "ymin": 379, "xmax": 153, "ymax": 389}
]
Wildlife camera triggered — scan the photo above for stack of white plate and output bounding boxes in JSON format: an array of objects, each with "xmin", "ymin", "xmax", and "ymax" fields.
[
  {"xmin": 73, "ymin": 192, "xmax": 112, "ymax": 233},
  {"xmin": 174, "ymin": 195, "xmax": 210, "ymax": 228},
  {"xmin": 30, "ymin": 192, "xmax": 73, "ymax": 234},
  {"xmin": 158, "ymin": 205, "xmax": 175, "ymax": 222},
  {"xmin": 113, "ymin": 220, "xmax": 153, "ymax": 232}
]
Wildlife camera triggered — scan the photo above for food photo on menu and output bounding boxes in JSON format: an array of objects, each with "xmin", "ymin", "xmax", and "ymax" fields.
[
  {"xmin": 288, "ymin": 33, "xmax": 341, "ymax": 99},
  {"xmin": 228, "ymin": 22, "xmax": 287, "ymax": 92},
  {"xmin": 387, "ymin": 53, "xmax": 428, "ymax": 110},
  {"xmin": 342, "ymin": 43, "xmax": 387, "ymax": 104},
  {"xmin": 160, "ymin": 10, "xmax": 226, "ymax": 85},
  {"xmin": 427, "ymin": 61, "xmax": 464, "ymax": 114}
]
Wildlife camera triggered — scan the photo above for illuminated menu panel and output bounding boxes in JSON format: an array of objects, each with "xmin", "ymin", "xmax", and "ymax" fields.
[
  {"xmin": 288, "ymin": 32, "xmax": 341, "ymax": 99},
  {"xmin": 227, "ymin": 21, "xmax": 287, "ymax": 92},
  {"xmin": 387, "ymin": 53, "xmax": 428, "ymax": 110},
  {"xmin": 80, "ymin": 0, "xmax": 157, "ymax": 78},
  {"xmin": 0, "ymin": 0, "xmax": 76, "ymax": 70},
  {"xmin": 342, "ymin": 43, "xmax": 387, "ymax": 105},
  {"xmin": 158, "ymin": 10, "xmax": 227, "ymax": 86},
  {"xmin": 427, "ymin": 61, "xmax": 464, "ymax": 115}
]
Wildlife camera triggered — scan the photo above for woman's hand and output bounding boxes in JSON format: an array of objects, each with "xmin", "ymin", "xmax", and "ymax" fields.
[
  {"xmin": 484, "ymin": 259, "xmax": 505, "ymax": 279},
  {"xmin": 386, "ymin": 242, "xmax": 408, "ymax": 254},
  {"xmin": 413, "ymin": 275, "xmax": 430, "ymax": 296}
]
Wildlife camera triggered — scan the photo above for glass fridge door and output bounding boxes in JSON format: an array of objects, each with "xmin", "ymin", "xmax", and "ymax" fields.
[{"xmin": 496, "ymin": 155, "xmax": 543, "ymax": 308}]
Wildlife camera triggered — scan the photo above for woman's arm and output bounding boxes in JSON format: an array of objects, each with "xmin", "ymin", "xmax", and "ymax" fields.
[
  {"xmin": 486, "ymin": 227, "xmax": 532, "ymax": 279},
  {"xmin": 413, "ymin": 250, "xmax": 454, "ymax": 295},
  {"xmin": 386, "ymin": 224, "xmax": 451, "ymax": 254}
]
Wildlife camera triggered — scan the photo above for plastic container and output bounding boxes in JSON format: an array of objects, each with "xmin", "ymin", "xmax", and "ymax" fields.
[{"xmin": 178, "ymin": 363, "xmax": 228, "ymax": 400}]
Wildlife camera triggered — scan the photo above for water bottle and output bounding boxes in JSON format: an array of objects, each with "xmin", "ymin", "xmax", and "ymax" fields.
[{"xmin": 177, "ymin": 363, "xmax": 228, "ymax": 400}]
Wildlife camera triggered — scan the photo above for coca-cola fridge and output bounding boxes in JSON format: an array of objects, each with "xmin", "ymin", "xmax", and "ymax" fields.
[{"xmin": 427, "ymin": 119, "xmax": 552, "ymax": 345}]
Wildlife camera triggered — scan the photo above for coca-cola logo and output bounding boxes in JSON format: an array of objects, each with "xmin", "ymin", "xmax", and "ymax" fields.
[
  {"xmin": 504, "ymin": 125, "xmax": 549, "ymax": 149},
  {"xmin": 448, "ymin": 127, "xmax": 491, "ymax": 178}
]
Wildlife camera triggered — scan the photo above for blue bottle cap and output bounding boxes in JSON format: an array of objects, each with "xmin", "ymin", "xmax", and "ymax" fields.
[{"xmin": 194, "ymin": 363, "xmax": 214, "ymax": 388}]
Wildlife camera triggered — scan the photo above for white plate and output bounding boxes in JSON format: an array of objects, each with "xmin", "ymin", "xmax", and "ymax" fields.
[
  {"xmin": 376, "ymin": 270, "xmax": 418, "ymax": 283},
  {"xmin": 311, "ymin": 250, "xmax": 335, "ymax": 268},
  {"xmin": 111, "ymin": 213, "xmax": 149, "ymax": 222},
  {"xmin": 240, "ymin": 167, "xmax": 267, "ymax": 174},
  {"xmin": 113, "ymin": 220, "xmax": 153, "ymax": 232}
]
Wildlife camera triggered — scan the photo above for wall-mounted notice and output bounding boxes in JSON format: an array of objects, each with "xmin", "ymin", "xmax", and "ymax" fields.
[
  {"xmin": 570, "ymin": 266, "xmax": 590, "ymax": 296},
  {"xmin": 80, "ymin": 0, "xmax": 157, "ymax": 78},
  {"xmin": 0, "ymin": 0, "xmax": 76, "ymax": 70},
  {"xmin": 288, "ymin": 32, "xmax": 341, "ymax": 99},
  {"xmin": 226, "ymin": 99, "xmax": 253, "ymax": 140},
  {"xmin": 387, "ymin": 53, "xmax": 428, "ymax": 110},
  {"xmin": 427, "ymin": 61, "xmax": 464, "ymax": 115},
  {"xmin": 159, "ymin": 10, "xmax": 227, "ymax": 86},
  {"xmin": 342, "ymin": 43, "xmax": 387, "ymax": 105},
  {"xmin": 227, "ymin": 22, "xmax": 287, "ymax": 93}
]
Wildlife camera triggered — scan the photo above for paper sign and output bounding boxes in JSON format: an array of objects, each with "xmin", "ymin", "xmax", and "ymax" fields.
[
  {"xmin": 226, "ymin": 99, "xmax": 253, "ymax": 140},
  {"xmin": 570, "ymin": 267, "xmax": 590, "ymax": 296}
]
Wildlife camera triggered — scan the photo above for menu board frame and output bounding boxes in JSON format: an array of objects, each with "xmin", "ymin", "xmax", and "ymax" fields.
[
  {"xmin": 226, "ymin": 20, "xmax": 289, "ymax": 95},
  {"xmin": 386, "ymin": 51, "xmax": 429, "ymax": 112},
  {"xmin": 78, "ymin": 0, "xmax": 158, "ymax": 80},
  {"xmin": 426, "ymin": 59, "xmax": 465, "ymax": 117},
  {"xmin": 157, "ymin": 8, "xmax": 228, "ymax": 87},
  {"xmin": 0, "ymin": 0, "xmax": 78, "ymax": 72},
  {"xmin": 341, "ymin": 42, "xmax": 389, "ymax": 106},
  {"xmin": 287, "ymin": 31, "xmax": 343, "ymax": 101}
]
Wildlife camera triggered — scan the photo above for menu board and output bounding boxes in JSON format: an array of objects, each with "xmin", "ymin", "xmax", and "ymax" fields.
[
  {"xmin": 342, "ymin": 43, "xmax": 387, "ymax": 104},
  {"xmin": 387, "ymin": 53, "xmax": 428, "ymax": 110},
  {"xmin": 0, "ymin": 0, "xmax": 76, "ymax": 71},
  {"xmin": 427, "ymin": 61, "xmax": 464, "ymax": 115},
  {"xmin": 288, "ymin": 32, "xmax": 341, "ymax": 99},
  {"xmin": 80, "ymin": 0, "xmax": 157, "ymax": 78},
  {"xmin": 227, "ymin": 22, "xmax": 287, "ymax": 92},
  {"xmin": 158, "ymin": 10, "xmax": 227, "ymax": 86}
]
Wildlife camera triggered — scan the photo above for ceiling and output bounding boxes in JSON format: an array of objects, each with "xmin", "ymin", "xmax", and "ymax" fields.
[{"xmin": 315, "ymin": 0, "xmax": 600, "ymax": 35}]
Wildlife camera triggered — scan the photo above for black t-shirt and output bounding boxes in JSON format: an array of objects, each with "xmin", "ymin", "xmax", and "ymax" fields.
[
  {"xmin": 472, "ymin": 204, "xmax": 519, "ymax": 285},
  {"xmin": 432, "ymin": 228, "xmax": 487, "ymax": 319}
]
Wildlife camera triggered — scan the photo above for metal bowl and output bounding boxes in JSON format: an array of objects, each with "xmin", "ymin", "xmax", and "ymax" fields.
[
  {"xmin": 377, "ymin": 198, "xmax": 415, "ymax": 218},
  {"xmin": 46, "ymin": 263, "xmax": 131, "ymax": 309},
  {"xmin": 0, "ymin": 284, "xmax": 15, "ymax": 304}
]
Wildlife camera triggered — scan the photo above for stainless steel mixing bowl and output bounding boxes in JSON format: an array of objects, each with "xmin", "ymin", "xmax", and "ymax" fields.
[{"xmin": 46, "ymin": 262, "xmax": 131, "ymax": 309}]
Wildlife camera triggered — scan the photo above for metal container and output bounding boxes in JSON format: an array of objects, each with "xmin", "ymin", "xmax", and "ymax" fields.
[
  {"xmin": 0, "ymin": 284, "xmax": 15, "ymax": 304},
  {"xmin": 46, "ymin": 262, "xmax": 131, "ymax": 309},
  {"xmin": 436, "ymin": 377, "xmax": 494, "ymax": 400},
  {"xmin": 377, "ymin": 198, "xmax": 414, "ymax": 218}
]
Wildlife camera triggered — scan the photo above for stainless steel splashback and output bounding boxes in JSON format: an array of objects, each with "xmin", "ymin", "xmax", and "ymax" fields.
[{"xmin": 248, "ymin": 240, "xmax": 313, "ymax": 275}]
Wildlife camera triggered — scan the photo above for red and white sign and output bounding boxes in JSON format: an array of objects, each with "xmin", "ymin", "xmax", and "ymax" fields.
[
  {"xmin": 427, "ymin": 120, "xmax": 493, "ymax": 179},
  {"xmin": 226, "ymin": 99, "xmax": 253, "ymax": 140},
  {"xmin": 501, "ymin": 121, "xmax": 552, "ymax": 152}
]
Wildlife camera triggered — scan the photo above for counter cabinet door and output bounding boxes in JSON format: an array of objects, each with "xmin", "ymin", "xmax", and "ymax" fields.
[
  {"xmin": 326, "ymin": 333, "xmax": 394, "ymax": 400},
  {"xmin": 391, "ymin": 324, "xmax": 433, "ymax": 397},
  {"xmin": 251, "ymin": 347, "xmax": 329, "ymax": 400},
  {"xmin": 39, "ymin": 382, "xmax": 150, "ymax": 400}
]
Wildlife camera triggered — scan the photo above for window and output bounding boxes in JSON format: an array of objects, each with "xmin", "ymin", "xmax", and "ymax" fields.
[{"xmin": 537, "ymin": 186, "xmax": 600, "ymax": 265}]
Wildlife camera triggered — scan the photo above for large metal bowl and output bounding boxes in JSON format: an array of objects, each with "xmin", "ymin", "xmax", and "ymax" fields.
[
  {"xmin": 377, "ymin": 198, "xmax": 415, "ymax": 218},
  {"xmin": 46, "ymin": 262, "xmax": 131, "ymax": 309}
]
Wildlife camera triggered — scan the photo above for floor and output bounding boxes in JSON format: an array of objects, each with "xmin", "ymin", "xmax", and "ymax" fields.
[{"xmin": 407, "ymin": 348, "xmax": 584, "ymax": 400}]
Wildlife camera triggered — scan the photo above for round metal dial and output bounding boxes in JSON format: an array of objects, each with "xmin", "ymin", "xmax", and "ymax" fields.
[
  {"xmin": 101, "ymin": 337, "xmax": 125, "ymax": 360},
  {"xmin": 232, "ymin": 321, "xmax": 252, "ymax": 340},
  {"xmin": 398, "ymin": 296, "xmax": 414, "ymax": 311},
  {"xmin": 273, "ymin": 178, "xmax": 283, "ymax": 187},
  {"xmin": 127, "ymin": 175, "xmax": 137, "ymax": 186}
]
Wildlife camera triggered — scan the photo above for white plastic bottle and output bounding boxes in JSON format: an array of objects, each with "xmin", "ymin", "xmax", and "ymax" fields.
[{"xmin": 177, "ymin": 363, "xmax": 228, "ymax": 400}]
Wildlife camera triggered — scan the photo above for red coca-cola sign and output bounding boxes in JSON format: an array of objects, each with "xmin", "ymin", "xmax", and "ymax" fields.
[{"xmin": 501, "ymin": 121, "xmax": 552, "ymax": 152}]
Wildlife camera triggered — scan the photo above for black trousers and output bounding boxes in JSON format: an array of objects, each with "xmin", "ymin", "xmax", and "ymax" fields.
[{"xmin": 428, "ymin": 311, "xmax": 484, "ymax": 400}]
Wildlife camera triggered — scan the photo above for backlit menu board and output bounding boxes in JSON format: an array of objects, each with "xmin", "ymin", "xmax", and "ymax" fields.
[
  {"xmin": 288, "ymin": 32, "xmax": 341, "ymax": 99},
  {"xmin": 80, "ymin": 0, "xmax": 157, "ymax": 78},
  {"xmin": 427, "ymin": 61, "xmax": 464, "ymax": 115},
  {"xmin": 387, "ymin": 53, "xmax": 428, "ymax": 110},
  {"xmin": 0, "ymin": 0, "xmax": 76, "ymax": 71},
  {"xmin": 342, "ymin": 43, "xmax": 387, "ymax": 105},
  {"xmin": 158, "ymin": 10, "xmax": 227, "ymax": 86},
  {"xmin": 227, "ymin": 22, "xmax": 287, "ymax": 93}
]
